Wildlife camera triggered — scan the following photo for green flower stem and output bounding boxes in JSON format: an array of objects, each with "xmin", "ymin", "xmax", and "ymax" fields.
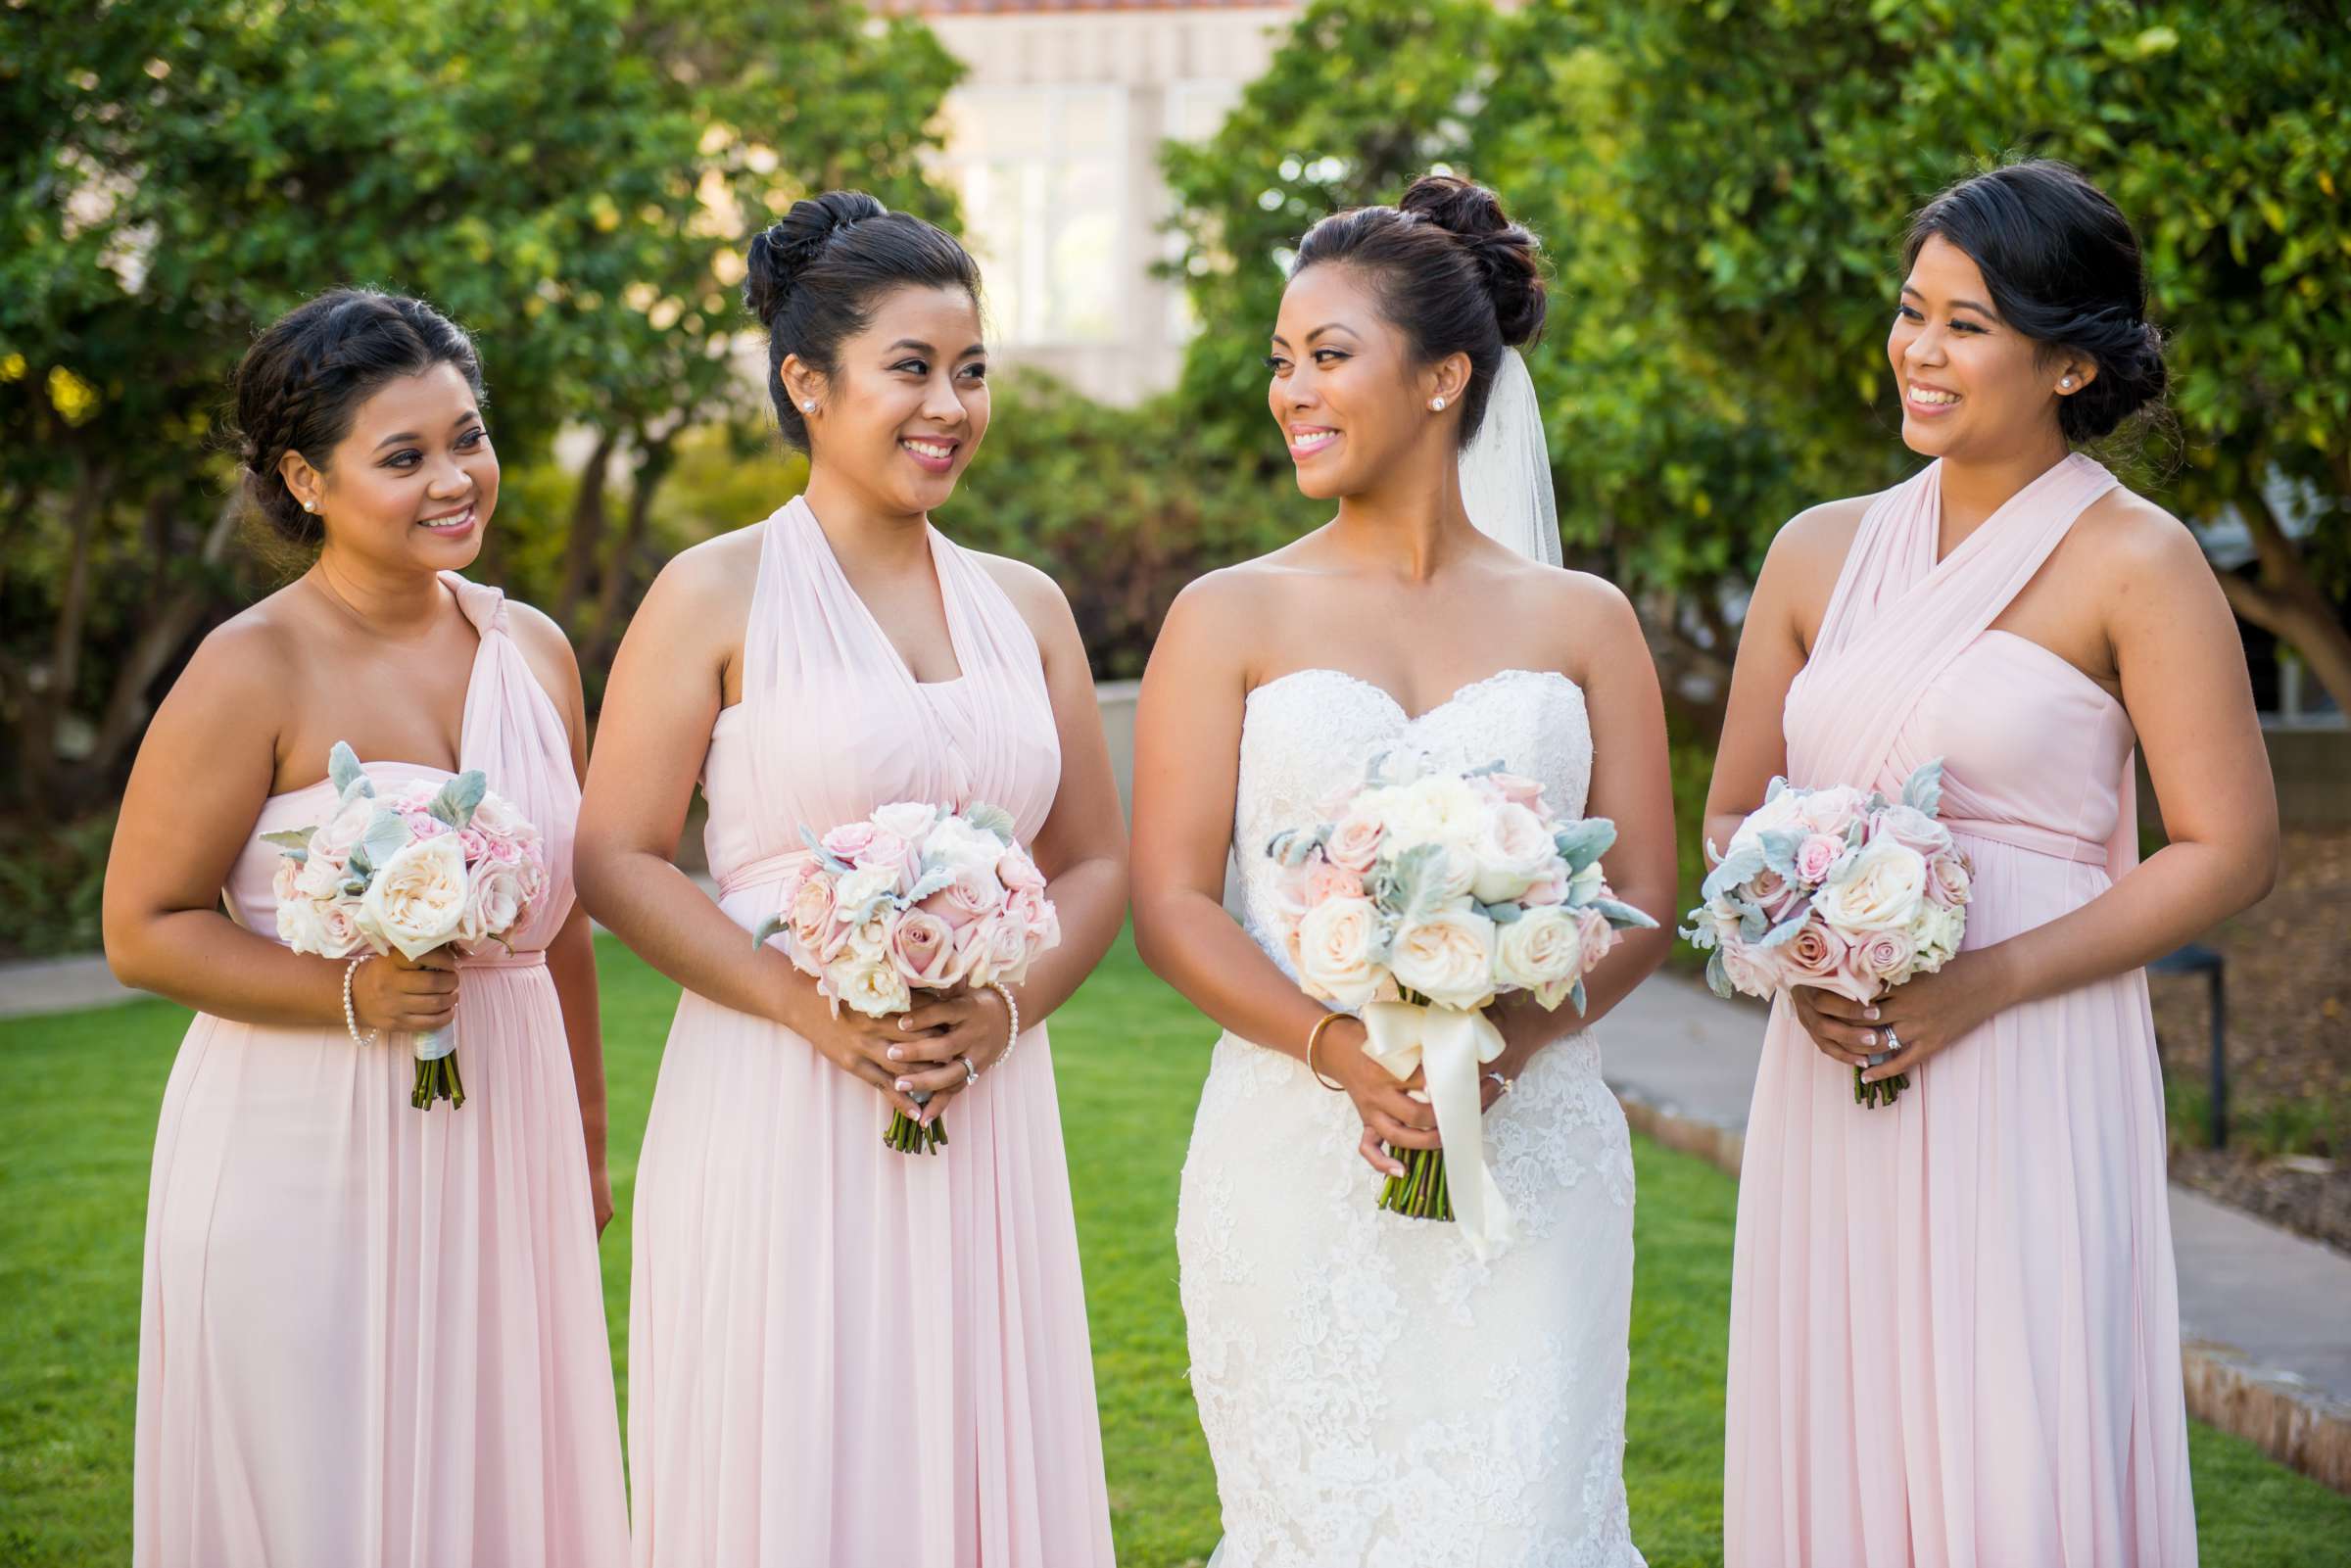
[{"xmin": 886, "ymin": 1108, "xmax": 948, "ymax": 1155}]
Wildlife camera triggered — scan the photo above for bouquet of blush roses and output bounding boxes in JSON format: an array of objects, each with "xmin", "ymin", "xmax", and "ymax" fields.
[
  {"xmin": 263, "ymin": 742, "xmax": 549, "ymax": 1109},
  {"xmin": 1265, "ymin": 750, "xmax": 1655, "ymax": 1256},
  {"xmin": 1681, "ymin": 759, "xmax": 1972, "ymax": 1107},
  {"xmin": 753, "ymin": 800, "xmax": 1060, "ymax": 1155}
]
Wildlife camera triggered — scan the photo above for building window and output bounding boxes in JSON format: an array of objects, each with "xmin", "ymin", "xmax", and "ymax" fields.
[{"xmin": 940, "ymin": 85, "xmax": 1126, "ymax": 347}]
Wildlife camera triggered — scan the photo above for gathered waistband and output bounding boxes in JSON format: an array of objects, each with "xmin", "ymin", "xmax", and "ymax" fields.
[
  {"xmin": 717, "ymin": 847, "xmax": 818, "ymax": 900},
  {"xmin": 459, "ymin": 948, "xmax": 550, "ymax": 972},
  {"xmin": 1943, "ymin": 817, "xmax": 2110, "ymax": 867}
]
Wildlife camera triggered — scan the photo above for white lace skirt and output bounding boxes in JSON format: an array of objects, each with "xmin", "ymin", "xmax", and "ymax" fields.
[{"xmin": 1176, "ymin": 1030, "xmax": 1648, "ymax": 1568}]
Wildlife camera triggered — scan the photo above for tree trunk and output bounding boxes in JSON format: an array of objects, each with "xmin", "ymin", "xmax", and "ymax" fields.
[
  {"xmin": 22, "ymin": 455, "xmax": 111, "ymax": 808},
  {"xmin": 2213, "ymin": 486, "xmax": 2351, "ymax": 718},
  {"xmin": 584, "ymin": 435, "xmax": 675, "ymax": 687},
  {"xmin": 88, "ymin": 491, "xmax": 244, "ymax": 781},
  {"xmin": 555, "ymin": 427, "xmax": 622, "ymax": 633}
]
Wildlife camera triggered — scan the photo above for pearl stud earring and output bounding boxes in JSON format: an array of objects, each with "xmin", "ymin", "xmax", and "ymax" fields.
[
  {"xmin": 802, "ymin": 401, "xmax": 817, "ymax": 412},
  {"xmin": 1430, "ymin": 396, "xmax": 1447, "ymax": 411},
  {"xmin": 304, "ymin": 500, "xmax": 317, "ymax": 513},
  {"xmin": 2059, "ymin": 377, "xmax": 2075, "ymax": 390}
]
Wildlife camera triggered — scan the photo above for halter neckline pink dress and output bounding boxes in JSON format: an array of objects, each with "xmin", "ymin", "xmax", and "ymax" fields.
[
  {"xmin": 1725, "ymin": 454, "xmax": 2197, "ymax": 1567},
  {"xmin": 625, "ymin": 499, "xmax": 1114, "ymax": 1567},
  {"xmin": 134, "ymin": 574, "xmax": 627, "ymax": 1567}
]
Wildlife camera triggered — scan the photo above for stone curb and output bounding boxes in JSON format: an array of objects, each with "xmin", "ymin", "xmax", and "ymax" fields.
[{"xmin": 1608, "ymin": 1083, "xmax": 2351, "ymax": 1497}]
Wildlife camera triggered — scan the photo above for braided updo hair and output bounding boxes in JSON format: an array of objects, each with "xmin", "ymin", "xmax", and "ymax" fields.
[
  {"xmin": 1290, "ymin": 172, "xmax": 1547, "ymax": 446},
  {"xmin": 231, "ymin": 289, "xmax": 484, "ymax": 547},
  {"xmin": 743, "ymin": 191, "xmax": 982, "ymax": 451},
  {"xmin": 1904, "ymin": 160, "xmax": 2167, "ymax": 443}
]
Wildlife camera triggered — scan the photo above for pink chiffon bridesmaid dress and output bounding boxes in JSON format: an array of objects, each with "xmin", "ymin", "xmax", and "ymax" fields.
[
  {"xmin": 625, "ymin": 498, "xmax": 1115, "ymax": 1567},
  {"xmin": 1725, "ymin": 454, "xmax": 2197, "ymax": 1566},
  {"xmin": 133, "ymin": 575, "xmax": 628, "ymax": 1567}
]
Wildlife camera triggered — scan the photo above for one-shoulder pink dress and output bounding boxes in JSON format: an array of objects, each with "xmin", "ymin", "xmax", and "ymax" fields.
[
  {"xmin": 133, "ymin": 575, "xmax": 627, "ymax": 1567},
  {"xmin": 626, "ymin": 499, "xmax": 1114, "ymax": 1567},
  {"xmin": 1724, "ymin": 454, "xmax": 2196, "ymax": 1566}
]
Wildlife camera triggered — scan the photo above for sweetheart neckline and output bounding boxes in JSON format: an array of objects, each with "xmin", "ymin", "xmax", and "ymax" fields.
[{"xmin": 1246, "ymin": 666, "xmax": 1583, "ymax": 727}]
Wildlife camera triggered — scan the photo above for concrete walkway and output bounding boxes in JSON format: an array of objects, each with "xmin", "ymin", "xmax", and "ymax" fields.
[
  {"xmin": 1601, "ymin": 969, "xmax": 2351, "ymax": 1494},
  {"xmin": 8, "ymin": 947, "xmax": 2345, "ymax": 1490}
]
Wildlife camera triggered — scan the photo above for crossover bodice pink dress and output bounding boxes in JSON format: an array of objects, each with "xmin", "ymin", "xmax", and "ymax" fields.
[
  {"xmin": 626, "ymin": 499, "xmax": 1114, "ymax": 1567},
  {"xmin": 133, "ymin": 575, "xmax": 627, "ymax": 1567},
  {"xmin": 1725, "ymin": 454, "xmax": 2196, "ymax": 1566}
]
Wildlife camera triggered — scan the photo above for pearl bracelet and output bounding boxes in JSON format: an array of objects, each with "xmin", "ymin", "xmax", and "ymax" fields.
[
  {"xmin": 343, "ymin": 956, "xmax": 378, "ymax": 1048},
  {"xmin": 990, "ymin": 980, "xmax": 1020, "ymax": 1069}
]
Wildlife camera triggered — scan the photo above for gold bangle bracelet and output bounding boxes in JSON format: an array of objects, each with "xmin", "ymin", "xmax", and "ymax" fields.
[{"xmin": 1305, "ymin": 1011, "xmax": 1350, "ymax": 1092}]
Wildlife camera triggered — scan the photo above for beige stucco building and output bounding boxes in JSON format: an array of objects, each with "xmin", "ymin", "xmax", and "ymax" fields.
[{"xmin": 892, "ymin": 1, "xmax": 1300, "ymax": 404}]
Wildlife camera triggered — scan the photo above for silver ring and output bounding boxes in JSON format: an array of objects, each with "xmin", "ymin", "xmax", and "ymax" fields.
[
  {"xmin": 1485, "ymin": 1070, "xmax": 1513, "ymax": 1096},
  {"xmin": 960, "ymin": 1054, "xmax": 979, "ymax": 1087}
]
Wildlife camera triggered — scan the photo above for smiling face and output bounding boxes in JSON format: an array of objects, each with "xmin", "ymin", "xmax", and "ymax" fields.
[
  {"xmin": 1889, "ymin": 233, "xmax": 2092, "ymax": 463},
  {"xmin": 788, "ymin": 284, "xmax": 988, "ymax": 516},
  {"xmin": 1267, "ymin": 262, "xmax": 1462, "ymax": 501},
  {"xmin": 279, "ymin": 360, "xmax": 497, "ymax": 572}
]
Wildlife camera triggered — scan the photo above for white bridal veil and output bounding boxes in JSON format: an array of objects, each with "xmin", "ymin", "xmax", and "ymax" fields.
[{"xmin": 1457, "ymin": 348, "xmax": 1562, "ymax": 567}]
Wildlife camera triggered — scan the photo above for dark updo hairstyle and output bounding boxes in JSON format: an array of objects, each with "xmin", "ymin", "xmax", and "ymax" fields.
[
  {"xmin": 231, "ymin": 288, "xmax": 485, "ymax": 547},
  {"xmin": 1289, "ymin": 172, "xmax": 1547, "ymax": 446},
  {"xmin": 1904, "ymin": 160, "xmax": 2166, "ymax": 442},
  {"xmin": 743, "ymin": 190, "xmax": 983, "ymax": 451}
]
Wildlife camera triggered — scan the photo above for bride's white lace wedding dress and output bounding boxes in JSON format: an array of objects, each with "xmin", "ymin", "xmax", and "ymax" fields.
[{"xmin": 1176, "ymin": 666, "xmax": 1646, "ymax": 1568}]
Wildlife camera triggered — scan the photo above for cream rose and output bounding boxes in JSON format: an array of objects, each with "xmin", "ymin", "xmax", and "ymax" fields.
[
  {"xmin": 1470, "ymin": 801, "xmax": 1559, "ymax": 905},
  {"xmin": 1811, "ymin": 837, "xmax": 1929, "ymax": 934},
  {"xmin": 834, "ymin": 865, "xmax": 900, "ymax": 918},
  {"xmin": 1324, "ymin": 813, "xmax": 1385, "ymax": 876},
  {"xmin": 1388, "ymin": 908, "xmax": 1497, "ymax": 1010},
  {"xmin": 922, "ymin": 815, "xmax": 1009, "ymax": 879},
  {"xmin": 359, "ymin": 834, "xmax": 470, "ymax": 959},
  {"xmin": 456, "ymin": 859, "xmax": 528, "ymax": 947},
  {"xmin": 1373, "ymin": 775, "xmax": 1488, "ymax": 855},
  {"xmin": 834, "ymin": 957, "xmax": 911, "ymax": 1019},
  {"xmin": 1494, "ymin": 905, "xmax": 1586, "ymax": 1008},
  {"xmin": 871, "ymin": 801, "xmax": 941, "ymax": 842},
  {"xmin": 1294, "ymin": 895, "xmax": 1384, "ymax": 1009},
  {"xmin": 1913, "ymin": 899, "xmax": 1967, "ymax": 963}
]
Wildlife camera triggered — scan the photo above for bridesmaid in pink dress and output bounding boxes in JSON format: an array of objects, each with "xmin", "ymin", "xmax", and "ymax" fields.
[
  {"xmin": 1707, "ymin": 163, "xmax": 2279, "ymax": 1565},
  {"xmin": 577, "ymin": 194, "xmax": 1126, "ymax": 1566},
  {"xmin": 105, "ymin": 291, "xmax": 627, "ymax": 1566}
]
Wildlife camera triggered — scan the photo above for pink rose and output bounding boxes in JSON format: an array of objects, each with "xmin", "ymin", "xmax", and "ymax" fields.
[
  {"xmin": 1781, "ymin": 919, "xmax": 1870, "ymax": 1002},
  {"xmin": 271, "ymin": 856, "xmax": 304, "ymax": 903},
  {"xmin": 1004, "ymin": 883, "xmax": 1060, "ymax": 949},
  {"xmin": 294, "ymin": 849, "xmax": 347, "ymax": 902},
  {"xmin": 997, "ymin": 847, "xmax": 1047, "ymax": 892},
  {"xmin": 787, "ymin": 872, "xmax": 841, "ymax": 971},
  {"xmin": 486, "ymin": 835, "xmax": 521, "ymax": 864},
  {"xmin": 1797, "ymin": 786, "xmax": 1868, "ymax": 837},
  {"xmin": 456, "ymin": 860, "xmax": 528, "ymax": 946},
  {"xmin": 1521, "ymin": 858, "xmax": 1573, "ymax": 906},
  {"xmin": 919, "ymin": 865, "xmax": 1004, "ymax": 931},
  {"xmin": 850, "ymin": 830, "xmax": 921, "ymax": 888},
  {"xmin": 1720, "ymin": 938, "xmax": 1783, "ymax": 999},
  {"xmin": 455, "ymin": 827, "xmax": 490, "ymax": 863},
  {"xmin": 1794, "ymin": 832, "xmax": 1846, "ymax": 886},
  {"xmin": 821, "ymin": 822, "xmax": 878, "ymax": 862},
  {"xmin": 1927, "ymin": 849, "xmax": 1972, "ymax": 908},
  {"xmin": 404, "ymin": 810, "xmax": 450, "ymax": 841},
  {"xmin": 1297, "ymin": 858, "xmax": 1365, "ymax": 906},
  {"xmin": 967, "ymin": 913, "xmax": 1036, "ymax": 986},
  {"xmin": 1324, "ymin": 814, "xmax": 1385, "ymax": 876},
  {"xmin": 1868, "ymin": 803, "xmax": 1947, "ymax": 861},
  {"xmin": 1576, "ymin": 904, "xmax": 1616, "ymax": 967},
  {"xmin": 1855, "ymin": 927, "xmax": 1915, "ymax": 985},
  {"xmin": 1486, "ymin": 771, "xmax": 1547, "ymax": 812},
  {"xmin": 887, "ymin": 908, "xmax": 960, "ymax": 989}
]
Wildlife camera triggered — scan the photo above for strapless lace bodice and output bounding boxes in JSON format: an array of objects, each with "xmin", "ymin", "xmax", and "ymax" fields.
[{"xmin": 1233, "ymin": 667, "xmax": 1595, "ymax": 980}]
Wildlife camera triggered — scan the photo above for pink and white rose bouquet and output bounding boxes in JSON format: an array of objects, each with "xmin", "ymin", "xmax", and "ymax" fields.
[
  {"xmin": 263, "ymin": 741, "xmax": 549, "ymax": 1109},
  {"xmin": 753, "ymin": 800, "xmax": 1060, "ymax": 1155},
  {"xmin": 1681, "ymin": 758, "xmax": 1971, "ymax": 1108},
  {"xmin": 1265, "ymin": 750, "xmax": 1656, "ymax": 1253}
]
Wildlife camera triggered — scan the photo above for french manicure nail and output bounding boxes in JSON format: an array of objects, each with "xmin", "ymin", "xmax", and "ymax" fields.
[
  {"xmin": 888, "ymin": 1047, "xmax": 903, "ymax": 1060},
  {"xmin": 895, "ymin": 1078, "xmax": 912, "ymax": 1092},
  {"xmin": 1861, "ymin": 1031, "xmax": 1877, "ymax": 1047},
  {"xmin": 1864, "ymin": 1005, "xmax": 1880, "ymax": 1021}
]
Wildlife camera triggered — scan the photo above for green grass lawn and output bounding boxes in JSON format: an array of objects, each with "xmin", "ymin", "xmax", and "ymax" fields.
[{"xmin": 5, "ymin": 933, "xmax": 2349, "ymax": 1565}]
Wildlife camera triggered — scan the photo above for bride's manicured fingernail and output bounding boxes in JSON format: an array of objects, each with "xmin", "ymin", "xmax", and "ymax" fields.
[
  {"xmin": 888, "ymin": 1047, "xmax": 904, "ymax": 1061},
  {"xmin": 895, "ymin": 1078, "xmax": 912, "ymax": 1092},
  {"xmin": 1864, "ymin": 1005, "xmax": 1880, "ymax": 1021},
  {"xmin": 1860, "ymin": 1031, "xmax": 1877, "ymax": 1047}
]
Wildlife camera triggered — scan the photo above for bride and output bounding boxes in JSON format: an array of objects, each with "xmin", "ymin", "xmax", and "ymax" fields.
[{"xmin": 1131, "ymin": 173, "xmax": 1676, "ymax": 1565}]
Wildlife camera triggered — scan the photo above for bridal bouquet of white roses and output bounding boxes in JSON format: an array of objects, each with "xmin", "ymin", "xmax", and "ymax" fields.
[
  {"xmin": 1681, "ymin": 759, "xmax": 1972, "ymax": 1108},
  {"xmin": 754, "ymin": 800, "xmax": 1060, "ymax": 1155},
  {"xmin": 263, "ymin": 742, "xmax": 549, "ymax": 1109},
  {"xmin": 1265, "ymin": 750, "xmax": 1655, "ymax": 1253}
]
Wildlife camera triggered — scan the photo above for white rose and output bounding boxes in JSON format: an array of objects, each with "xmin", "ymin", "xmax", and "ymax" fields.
[
  {"xmin": 275, "ymin": 895, "xmax": 332, "ymax": 955},
  {"xmin": 1294, "ymin": 895, "xmax": 1385, "ymax": 1010},
  {"xmin": 1811, "ymin": 836, "xmax": 1929, "ymax": 935},
  {"xmin": 313, "ymin": 900, "xmax": 368, "ymax": 959},
  {"xmin": 358, "ymin": 834, "xmax": 470, "ymax": 959},
  {"xmin": 1388, "ymin": 908, "xmax": 1498, "ymax": 1010},
  {"xmin": 1494, "ymin": 905, "xmax": 1587, "ymax": 1006},
  {"xmin": 834, "ymin": 865, "xmax": 900, "ymax": 915},
  {"xmin": 871, "ymin": 801, "xmax": 941, "ymax": 842},
  {"xmin": 1471, "ymin": 801, "xmax": 1559, "ymax": 904},
  {"xmin": 921, "ymin": 814, "xmax": 1010, "ymax": 879},
  {"xmin": 833, "ymin": 957, "xmax": 911, "ymax": 1019},
  {"xmin": 1374, "ymin": 775, "xmax": 1487, "ymax": 855},
  {"xmin": 1913, "ymin": 899, "xmax": 1967, "ymax": 965}
]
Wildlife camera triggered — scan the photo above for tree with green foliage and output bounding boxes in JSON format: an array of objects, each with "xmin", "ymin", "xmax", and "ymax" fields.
[
  {"xmin": 1164, "ymin": 0, "xmax": 2350, "ymax": 723},
  {"xmin": 0, "ymin": 0, "xmax": 959, "ymax": 813}
]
